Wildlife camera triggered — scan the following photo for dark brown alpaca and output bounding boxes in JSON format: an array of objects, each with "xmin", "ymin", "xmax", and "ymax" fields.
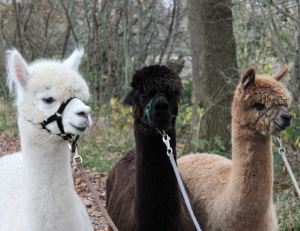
[{"xmin": 106, "ymin": 65, "xmax": 196, "ymax": 231}]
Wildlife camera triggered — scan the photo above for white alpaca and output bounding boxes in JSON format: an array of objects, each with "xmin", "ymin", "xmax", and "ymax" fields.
[{"xmin": 0, "ymin": 48, "xmax": 94, "ymax": 231}]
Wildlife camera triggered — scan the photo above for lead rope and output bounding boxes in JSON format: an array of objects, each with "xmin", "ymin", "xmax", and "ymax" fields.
[
  {"xmin": 72, "ymin": 148, "xmax": 119, "ymax": 231},
  {"xmin": 277, "ymin": 136, "xmax": 300, "ymax": 198},
  {"xmin": 160, "ymin": 132, "xmax": 202, "ymax": 231}
]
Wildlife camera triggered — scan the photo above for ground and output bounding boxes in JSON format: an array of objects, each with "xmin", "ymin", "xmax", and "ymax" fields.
[{"xmin": 0, "ymin": 131, "xmax": 109, "ymax": 231}]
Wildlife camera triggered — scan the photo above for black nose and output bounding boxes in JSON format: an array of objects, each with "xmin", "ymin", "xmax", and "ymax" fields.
[
  {"xmin": 151, "ymin": 96, "xmax": 171, "ymax": 119},
  {"xmin": 153, "ymin": 97, "xmax": 170, "ymax": 111},
  {"xmin": 280, "ymin": 112, "xmax": 292, "ymax": 122},
  {"xmin": 76, "ymin": 112, "xmax": 88, "ymax": 118}
]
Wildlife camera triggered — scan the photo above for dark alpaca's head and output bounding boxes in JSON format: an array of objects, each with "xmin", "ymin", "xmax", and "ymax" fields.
[{"xmin": 124, "ymin": 65, "xmax": 182, "ymax": 132}]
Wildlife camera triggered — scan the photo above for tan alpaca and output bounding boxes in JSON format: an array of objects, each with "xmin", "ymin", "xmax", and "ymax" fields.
[{"xmin": 178, "ymin": 66, "xmax": 292, "ymax": 231}]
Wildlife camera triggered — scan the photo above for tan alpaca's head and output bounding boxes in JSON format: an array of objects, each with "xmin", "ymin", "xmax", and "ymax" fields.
[
  {"xmin": 6, "ymin": 48, "xmax": 92, "ymax": 136},
  {"xmin": 232, "ymin": 66, "xmax": 292, "ymax": 136}
]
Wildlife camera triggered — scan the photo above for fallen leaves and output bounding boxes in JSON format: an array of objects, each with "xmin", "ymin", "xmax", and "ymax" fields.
[
  {"xmin": 72, "ymin": 164, "xmax": 109, "ymax": 231},
  {"xmin": 0, "ymin": 130, "xmax": 21, "ymax": 157}
]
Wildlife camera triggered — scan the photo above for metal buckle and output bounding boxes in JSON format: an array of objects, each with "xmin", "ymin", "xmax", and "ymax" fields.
[
  {"xmin": 68, "ymin": 143, "xmax": 82, "ymax": 164},
  {"xmin": 162, "ymin": 134, "xmax": 173, "ymax": 156}
]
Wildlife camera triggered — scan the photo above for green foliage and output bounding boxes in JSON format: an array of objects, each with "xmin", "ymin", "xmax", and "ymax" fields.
[
  {"xmin": 0, "ymin": 115, "xmax": 19, "ymax": 135},
  {"xmin": 276, "ymin": 194, "xmax": 300, "ymax": 230},
  {"xmin": 78, "ymin": 129, "xmax": 134, "ymax": 174},
  {"xmin": 176, "ymin": 103, "xmax": 193, "ymax": 132},
  {"xmin": 192, "ymin": 135, "xmax": 231, "ymax": 159},
  {"xmin": 280, "ymin": 109, "xmax": 300, "ymax": 149},
  {"xmin": 0, "ymin": 99, "xmax": 18, "ymax": 135},
  {"xmin": 78, "ymin": 99, "xmax": 135, "ymax": 174},
  {"xmin": 180, "ymin": 76, "xmax": 193, "ymax": 105}
]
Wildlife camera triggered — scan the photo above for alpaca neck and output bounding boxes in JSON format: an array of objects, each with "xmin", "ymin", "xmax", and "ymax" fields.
[
  {"xmin": 19, "ymin": 118, "xmax": 79, "ymax": 228},
  {"xmin": 229, "ymin": 119, "xmax": 273, "ymax": 219},
  {"xmin": 134, "ymin": 122, "xmax": 181, "ymax": 228}
]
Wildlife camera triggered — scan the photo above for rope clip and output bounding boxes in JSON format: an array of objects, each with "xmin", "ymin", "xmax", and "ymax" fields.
[
  {"xmin": 68, "ymin": 143, "xmax": 82, "ymax": 164},
  {"xmin": 277, "ymin": 136, "xmax": 286, "ymax": 155},
  {"xmin": 162, "ymin": 134, "xmax": 173, "ymax": 156}
]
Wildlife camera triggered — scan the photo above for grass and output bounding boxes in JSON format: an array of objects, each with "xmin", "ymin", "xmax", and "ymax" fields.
[
  {"xmin": 78, "ymin": 119, "xmax": 134, "ymax": 174},
  {"xmin": 0, "ymin": 98, "xmax": 300, "ymax": 229},
  {"xmin": 276, "ymin": 194, "xmax": 300, "ymax": 230},
  {"xmin": 0, "ymin": 98, "xmax": 18, "ymax": 134}
]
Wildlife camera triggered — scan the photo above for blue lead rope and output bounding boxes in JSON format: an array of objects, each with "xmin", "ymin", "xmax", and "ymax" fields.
[{"xmin": 162, "ymin": 135, "xmax": 202, "ymax": 231}]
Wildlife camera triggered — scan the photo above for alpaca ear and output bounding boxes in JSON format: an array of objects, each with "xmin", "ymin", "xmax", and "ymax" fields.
[
  {"xmin": 123, "ymin": 89, "xmax": 135, "ymax": 106},
  {"xmin": 6, "ymin": 49, "xmax": 31, "ymax": 92},
  {"xmin": 272, "ymin": 66, "xmax": 289, "ymax": 82},
  {"xmin": 63, "ymin": 47, "xmax": 84, "ymax": 71},
  {"xmin": 241, "ymin": 67, "xmax": 255, "ymax": 91}
]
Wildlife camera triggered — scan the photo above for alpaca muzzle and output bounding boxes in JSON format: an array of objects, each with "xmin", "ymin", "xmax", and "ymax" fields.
[
  {"xmin": 256, "ymin": 106, "xmax": 277, "ymax": 131},
  {"xmin": 140, "ymin": 93, "xmax": 174, "ymax": 132},
  {"xmin": 41, "ymin": 97, "xmax": 79, "ymax": 153}
]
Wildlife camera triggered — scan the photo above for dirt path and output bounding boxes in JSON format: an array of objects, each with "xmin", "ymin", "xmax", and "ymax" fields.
[{"xmin": 0, "ymin": 131, "xmax": 109, "ymax": 231}]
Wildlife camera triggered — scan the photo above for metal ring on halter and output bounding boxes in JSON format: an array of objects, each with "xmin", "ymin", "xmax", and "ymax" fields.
[
  {"xmin": 73, "ymin": 155, "xmax": 83, "ymax": 164},
  {"xmin": 68, "ymin": 143, "xmax": 83, "ymax": 164},
  {"xmin": 278, "ymin": 147, "xmax": 286, "ymax": 155}
]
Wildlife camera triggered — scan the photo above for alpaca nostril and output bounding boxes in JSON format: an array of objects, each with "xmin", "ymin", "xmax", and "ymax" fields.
[
  {"xmin": 76, "ymin": 112, "xmax": 88, "ymax": 118},
  {"xmin": 153, "ymin": 101, "xmax": 170, "ymax": 111},
  {"xmin": 281, "ymin": 113, "xmax": 292, "ymax": 121}
]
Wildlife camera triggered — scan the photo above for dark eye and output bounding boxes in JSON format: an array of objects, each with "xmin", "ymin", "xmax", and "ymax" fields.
[
  {"xmin": 42, "ymin": 97, "xmax": 56, "ymax": 104},
  {"xmin": 140, "ymin": 94, "xmax": 146, "ymax": 100},
  {"xmin": 253, "ymin": 102, "xmax": 265, "ymax": 111}
]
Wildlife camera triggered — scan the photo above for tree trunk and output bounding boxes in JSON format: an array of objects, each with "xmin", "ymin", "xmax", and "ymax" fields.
[
  {"xmin": 293, "ymin": 0, "xmax": 300, "ymax": 115},
  {"xmin": 188, "ymin": 0, "xmax": 238, "ymax": 152}
]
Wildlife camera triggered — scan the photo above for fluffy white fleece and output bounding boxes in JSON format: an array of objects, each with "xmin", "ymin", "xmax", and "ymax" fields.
[{"xmin": 0, "ymin": 48, "xmax": 93, "ymax": 231}]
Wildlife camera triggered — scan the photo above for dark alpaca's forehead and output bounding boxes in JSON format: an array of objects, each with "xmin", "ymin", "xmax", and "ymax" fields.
[{"xmin": 130, "ymin": 65, "xmax": 182, "ymax": 96}]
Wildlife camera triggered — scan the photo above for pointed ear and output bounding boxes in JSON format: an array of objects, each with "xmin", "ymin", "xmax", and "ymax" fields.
[
  {"xmin": 123, "ymin": 89, "xmax": 135, "ymax": 106},
  {"xmin": 272, "ymin": 66, "xmax": 289, "ymax": 81},
  {"xmin": 63, "ymin": 47, "xmax": 84, "ymax": 71},
  {"xmin": 6, "ymin": 49, "xmax": 31, "ymax": 92},
  {"xmin": 241, "ymin": 67, "xmax": 255, "ymax": 91}
]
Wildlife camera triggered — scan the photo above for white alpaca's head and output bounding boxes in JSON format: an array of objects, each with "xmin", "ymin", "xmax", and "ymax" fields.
[{"xmin": 6, "ymin": 48, "xmax": 92, "ymax": 137}]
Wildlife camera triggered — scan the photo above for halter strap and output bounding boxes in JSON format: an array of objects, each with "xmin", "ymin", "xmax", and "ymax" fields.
[
  {"xmin": 257, "ymin": 106, "xmax": 277, "ymax": 131},
  {"xmin": 41, "ymin": 97, "xmax": 80, "ymax": 153},
  {"xmin": 140, "ymin": 93, "xmax": 173, "ymax": 132}
]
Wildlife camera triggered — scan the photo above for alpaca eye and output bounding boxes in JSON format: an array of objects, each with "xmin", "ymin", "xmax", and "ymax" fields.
[
  {"xmin": 140, "ymin": 94, "xmax": 146, "ymax": 100},
  {"xmin": 253, "ymin": 102, "xmax": 265, "ymax": 111},
  {"xmin": 42, "ymin": 97, "xmax": 56, "ymax": 104}
]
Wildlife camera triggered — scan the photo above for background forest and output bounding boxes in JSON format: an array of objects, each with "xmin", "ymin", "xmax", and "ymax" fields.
[{"xmin": 0, "ymin": 0, "xmax": 300, "ymax": 230}]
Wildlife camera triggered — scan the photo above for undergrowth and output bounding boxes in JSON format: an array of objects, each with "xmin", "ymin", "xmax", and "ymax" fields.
[{"xmin": 276, "ymin": 194, "xmax": 300, "ymax": 230}]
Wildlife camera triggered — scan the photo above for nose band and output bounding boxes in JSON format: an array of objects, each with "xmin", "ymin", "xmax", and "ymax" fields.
[
  {"xmin": 41, "ymin": 97, "xmax": 79, "ymax": 153},
  {"xmin": 140, "ymin": 93, "xmax": 174, "ymax": 132}
]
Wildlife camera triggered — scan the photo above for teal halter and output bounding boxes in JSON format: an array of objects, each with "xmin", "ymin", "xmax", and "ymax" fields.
[{"xmin": 140, "ymin": 93, "xmax": 174, "ymax": 132}]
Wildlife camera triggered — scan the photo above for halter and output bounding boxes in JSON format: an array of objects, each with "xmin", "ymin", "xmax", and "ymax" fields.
[
  {"xmin": 256, "ymin": 106, "xmax": 277, "ymax": 131},
  {"xmin": 41, "ymin": 97, "xmax": 80, "ymax": 153},
  {"xmin": 140, "ymin": 93, "xmax": 174, "ymax": 133}
]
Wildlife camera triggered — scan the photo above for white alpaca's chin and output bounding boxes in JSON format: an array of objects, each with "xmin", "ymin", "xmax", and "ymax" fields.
[{"xmin": 66, "ymin": 116, "xmax": 92, "ymax": 135}]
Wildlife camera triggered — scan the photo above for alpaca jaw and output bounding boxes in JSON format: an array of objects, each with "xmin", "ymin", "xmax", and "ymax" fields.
[
  {"xmin": 148, "ymin": 95, "xmax": 173, "ymax": 130},
  {"xmin": 43, "ymin": 98, "xmax": 92, "ymax": 136},
  {"xmin": 253, "ymin": 105, "xmax": 291, "ymax": 136},
  {"xmin": 269, "ymin": 105, "xmax": 292, "ymax": 135}
]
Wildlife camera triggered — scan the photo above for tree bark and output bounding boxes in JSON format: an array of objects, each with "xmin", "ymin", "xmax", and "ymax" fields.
[
  {"xmin": 188, "ymin": 0, "xmax": 238, "ymax": 152},
  {"xmin": 293, "ymin": 0, "xmax": 300, "ymax": 114}
]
